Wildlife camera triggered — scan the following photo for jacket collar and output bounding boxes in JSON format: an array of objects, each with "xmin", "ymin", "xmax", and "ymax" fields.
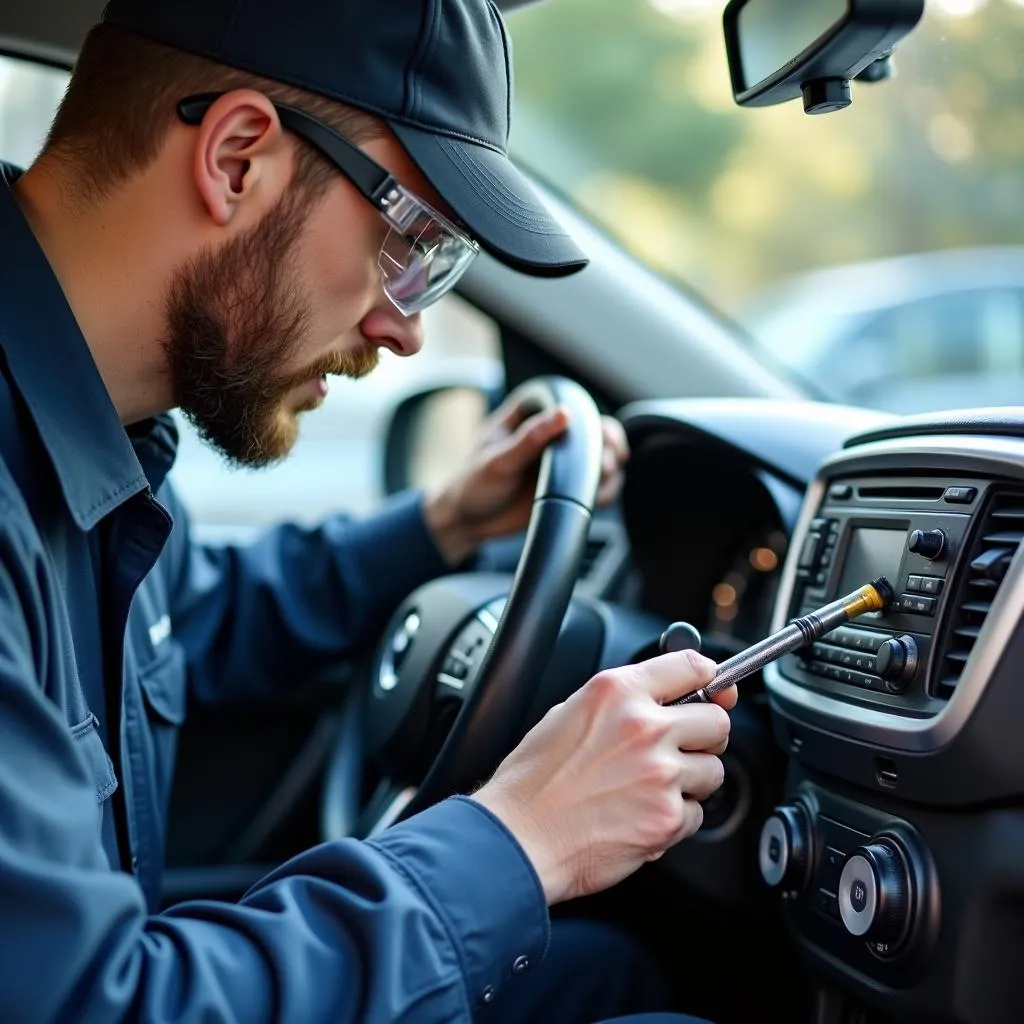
[{"xmin": 0, "ymin": 164, "xmax": 177, "ymax": 527}]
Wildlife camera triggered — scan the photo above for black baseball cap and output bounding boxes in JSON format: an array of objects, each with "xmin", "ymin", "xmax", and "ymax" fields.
[{"xmin": 99, "ymin": 0, "xmax": 588, "ymax": 278}]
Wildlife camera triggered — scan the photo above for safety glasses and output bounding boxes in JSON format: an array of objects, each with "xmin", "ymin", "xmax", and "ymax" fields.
[{"xmin": 177, "ymin": 94, "xmax": 480, "ymax": 316}]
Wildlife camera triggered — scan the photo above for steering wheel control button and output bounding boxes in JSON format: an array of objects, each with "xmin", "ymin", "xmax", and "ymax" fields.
[
  {"xmin": 908, "ymin": 528, "xmax": 947, "ymax": 560},
  {"xmin": 379, "ymin": 610, "xmax": 421, "ymax": 692},
  {"xmin": 838, "ymin": 839, "xmax": 911, "ymax": 946},
  {"xmin": 436, "ymin": 615, "xmax": 498, "ymax": 694},
  {"xmin": 393, "ymin": 612, "xmax": 420, "ymax": 654},
  {"xmin": 874, "ymin": 635, "xmax": 919, "ymax": 692},
  {"xmin": 758, "ymin": 803, "xmax": 810, "ymax": 892}
]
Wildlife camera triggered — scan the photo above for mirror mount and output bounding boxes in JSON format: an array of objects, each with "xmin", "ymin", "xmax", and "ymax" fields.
[{"xmin": 723, "ymin": 0, "xmax": 924, "ymax": 115}]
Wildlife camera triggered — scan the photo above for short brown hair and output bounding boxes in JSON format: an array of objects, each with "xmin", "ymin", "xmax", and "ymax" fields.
[{"xmin": 43, "ymin": 23, "xmax": 384, "ymax": 205}]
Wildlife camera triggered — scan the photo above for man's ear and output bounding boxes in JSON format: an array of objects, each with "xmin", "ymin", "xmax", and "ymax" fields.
[{"xmin": 191, "ymin": 89, "xmax": 289, "ymax": 227}]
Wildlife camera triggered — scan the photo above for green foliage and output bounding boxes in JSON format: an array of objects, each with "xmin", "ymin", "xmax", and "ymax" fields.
[{"xmin": 507, "ymin": 0, "xmax": 1024, "ymax": 309}]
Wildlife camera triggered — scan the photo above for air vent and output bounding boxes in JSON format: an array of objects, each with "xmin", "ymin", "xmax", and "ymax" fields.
[
  {"xmin": 934, "ymin": 492, "xmax": 1024, "ymax": 700},
  {"xmin": 579, "ymin": 536, "xmax": 608, "ymax": 579}
]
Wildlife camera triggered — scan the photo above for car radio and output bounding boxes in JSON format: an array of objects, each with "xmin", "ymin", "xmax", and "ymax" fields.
[{"xmin": 778, "ymin": 474, "xmax": 988, "ymax": 714}]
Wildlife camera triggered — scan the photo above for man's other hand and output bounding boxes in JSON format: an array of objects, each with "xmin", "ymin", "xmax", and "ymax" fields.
[
  {"xmin": 473, "ymin": 650, "xmax": 737, "ymax": 905},
  {"xmin": 423, "ymin": 392, "xmax": 629, "ymax": 565}
]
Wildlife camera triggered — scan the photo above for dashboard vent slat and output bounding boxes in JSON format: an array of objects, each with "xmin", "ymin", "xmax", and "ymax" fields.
[
  {"xmin": 981, "ymin": 530, "xmax": 1024, "ymax": 545},
  {"xmin": 990, "ymin": 506, "xmax": 1024, "ymax": 518},
  {"xmin": 934, "ymin": 490, "xmax": 1024, "ymax": 701}
]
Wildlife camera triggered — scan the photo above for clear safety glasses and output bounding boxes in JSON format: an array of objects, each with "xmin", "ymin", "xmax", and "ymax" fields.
[{"xmin": 177, "ymin": 94, "xmax": 480, "ymax": 316}]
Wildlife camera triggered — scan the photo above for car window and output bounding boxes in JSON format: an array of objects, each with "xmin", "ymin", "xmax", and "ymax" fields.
[
  {"xmin": 821, "ymin": 288, "xmax": 1024, "ymax": 412},
  {"xmin": 507, "ymin": 0, "xmax": 1024, "ymax": 415},
  {"xmin": 0, "ymin": 53, "xmax": 504, "ymax": 533}
]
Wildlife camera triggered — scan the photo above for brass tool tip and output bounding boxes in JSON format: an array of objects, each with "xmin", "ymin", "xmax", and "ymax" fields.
[
  {"xmin": 872, "ymin": 576, "xmax": 896, "ymax": 609},
  {"xmin": 841, "ymin": 577, "xmax": 895, "ymax": 617}
]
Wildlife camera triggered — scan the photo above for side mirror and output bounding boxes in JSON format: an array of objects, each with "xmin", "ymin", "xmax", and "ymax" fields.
[
  {"xmin": 383, "ymin": 384, "xmax": 504, "ymax": 496},
  {"xmin": 723, "ymin": 0, "xmax": 924, "ymax": 114}
]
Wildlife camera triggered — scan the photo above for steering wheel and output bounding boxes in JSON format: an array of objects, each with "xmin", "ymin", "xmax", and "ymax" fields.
[{"xmin": 321, "ymin": 376, "xmax": 604, "ymax": 840}]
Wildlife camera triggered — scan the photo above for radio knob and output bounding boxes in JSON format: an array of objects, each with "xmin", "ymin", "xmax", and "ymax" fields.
[
  {"xmin": 758, "ymin": 803, "xmax": 811, "ymax": 894},
  {"xmin": 908, "ymin": 529, "xmax": 946, "ymax": 560},
  {"xmin": 838, "ymin": 838, "xmax": 911, "ymax": 948},
  {"xmin": 874, "ymin": 635, "xmax": 919, "ymax": 693}
]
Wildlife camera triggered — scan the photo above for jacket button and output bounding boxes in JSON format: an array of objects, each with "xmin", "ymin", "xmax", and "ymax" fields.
[
  {"xmin": 481, "ymin": 986, "xmax": 495, "ymax": 1004},
  {"xmin": 512, "ymin": 955, "xmax": 530, "ymax": 974},
  {"xmin": 131, "ymin": 855, "xmax": 139, "ymax": 872}
]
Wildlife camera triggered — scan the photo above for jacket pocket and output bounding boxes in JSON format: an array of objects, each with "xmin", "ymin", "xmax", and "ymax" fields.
[
  {"xmin": 70, "ymin": 714, "xmax": 118, "ymax": 803},
  {"xmin": 136, "ymin": 642, "xmax": 187, "ymax": 726}
]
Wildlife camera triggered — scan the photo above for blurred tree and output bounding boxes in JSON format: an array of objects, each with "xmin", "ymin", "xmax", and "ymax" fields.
[{"xmin": 507, "ymin": 0, "xmax": 1024, "ymax": 310}]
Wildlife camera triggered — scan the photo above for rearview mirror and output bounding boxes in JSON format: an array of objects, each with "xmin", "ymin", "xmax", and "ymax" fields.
[{"xmin": 723, "ymin": 0, "xmax": 924, "ymax": 114}]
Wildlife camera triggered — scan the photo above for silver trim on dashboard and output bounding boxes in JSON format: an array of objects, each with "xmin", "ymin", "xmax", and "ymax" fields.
[{"xmin": 764, "ymin": 435, "xmax": 1024, "ymax": 752}]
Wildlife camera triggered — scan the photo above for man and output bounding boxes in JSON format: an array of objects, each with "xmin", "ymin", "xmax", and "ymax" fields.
[{"xmin": 0, "ymin": 0, "xmax": 736, "ymax": 1021}]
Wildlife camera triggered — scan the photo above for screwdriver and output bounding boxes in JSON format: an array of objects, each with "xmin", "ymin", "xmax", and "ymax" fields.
[{"xmin": 659, "ymin": 577, "xmax": 895, "ymax": 706}]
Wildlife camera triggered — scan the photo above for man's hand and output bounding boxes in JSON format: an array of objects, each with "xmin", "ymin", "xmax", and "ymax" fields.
[
  {"xmin": 472, "ymin": 652, "xmax": 738, "ymax": 905},
  {"xmin": 423, "ymin": 393, "xmax": 629, "ymax": 566}
]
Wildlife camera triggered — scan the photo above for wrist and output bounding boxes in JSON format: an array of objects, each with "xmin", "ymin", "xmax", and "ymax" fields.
[
  {"xmin": 422, "ymin": 488, "xmax": 479, "ymax": 567},
  {"xmin": 471, "ymin": 785, "xmax": 569, "ymax": 906}
]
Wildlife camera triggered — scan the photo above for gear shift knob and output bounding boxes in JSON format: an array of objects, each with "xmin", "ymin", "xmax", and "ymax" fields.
[{"xmin": 659, "ymin": 621, "xmax": 702, "ymax": 655}]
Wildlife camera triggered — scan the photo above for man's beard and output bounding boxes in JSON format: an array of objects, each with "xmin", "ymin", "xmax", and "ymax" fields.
[{"xmin": 162, "ymin": 190, "xmax": 379, "ymax": 468}]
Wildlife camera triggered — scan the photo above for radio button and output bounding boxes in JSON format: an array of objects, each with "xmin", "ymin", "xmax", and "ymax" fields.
[
  {"xmin": 898, "ymin": 593, "xmax": 936, "ymax": 616},
  {"xmin": 798, "ymin": 530, "xmax": 827, "ymax": 574},
  {"xmin": 943, "ymin": 485, "xmax": 977, "ymax": 504},
  {"xmin": 828, "ymin": 626, "xmax": 855, "ymax": 648},
  {"xmin": 813, "ymin": 888, "xmax": 841, "ymax": 920},
  {"xmin": 832, "ymin": 627, "xmax": 890, "ymax": 652},
  {"xmin": 846, "ymin": 669, "xmax": 883, "ymax": 691}
]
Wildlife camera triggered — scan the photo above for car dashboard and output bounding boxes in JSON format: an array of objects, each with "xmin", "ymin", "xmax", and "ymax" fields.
[{"xmin": 614, "ymin": 400, "xmax": 1024, "ymax": 1024}]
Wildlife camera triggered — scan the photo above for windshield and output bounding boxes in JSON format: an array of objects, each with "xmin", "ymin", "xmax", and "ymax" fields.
[{"xmin": 508, "ymin": 0, "xmax": 1024, "ymax": 415}]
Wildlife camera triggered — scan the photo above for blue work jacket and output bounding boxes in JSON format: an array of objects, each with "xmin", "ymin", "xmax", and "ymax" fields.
[{"xmin": 0, "ymin": 165, "xmax": 548, "ymax": 1022}]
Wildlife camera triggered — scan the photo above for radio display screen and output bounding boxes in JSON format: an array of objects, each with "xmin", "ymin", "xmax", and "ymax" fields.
[{"xmin": 837, "ymin": 527, "xmax": 906, "ymax": 595}]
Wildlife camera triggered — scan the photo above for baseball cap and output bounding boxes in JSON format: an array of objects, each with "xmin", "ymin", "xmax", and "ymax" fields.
[{"xmin": 100, "ymin": 0, "xmax": 588, "ymax": 278}]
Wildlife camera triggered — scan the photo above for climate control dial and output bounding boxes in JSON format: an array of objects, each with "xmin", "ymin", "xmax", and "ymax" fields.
[
  {"xmin": 758, "ymin": 803, "xmax": 811, "ymax": 894},
  {"xmin": 874, "ymin": 634, "xmax": 919, "ymax": 693},
  {"xmin": 838, "ymin": 837, "xmax": 912, "ymax": 949}
]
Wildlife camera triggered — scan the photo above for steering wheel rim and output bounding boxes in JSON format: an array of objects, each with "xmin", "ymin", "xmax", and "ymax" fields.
[
  {"xmin": 398, "ymin": 375, "xmax": 604, "ymax": 820},
  {"xmin": 322, "ymin": 376, "xmax": 604, "ymax": 839}
]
